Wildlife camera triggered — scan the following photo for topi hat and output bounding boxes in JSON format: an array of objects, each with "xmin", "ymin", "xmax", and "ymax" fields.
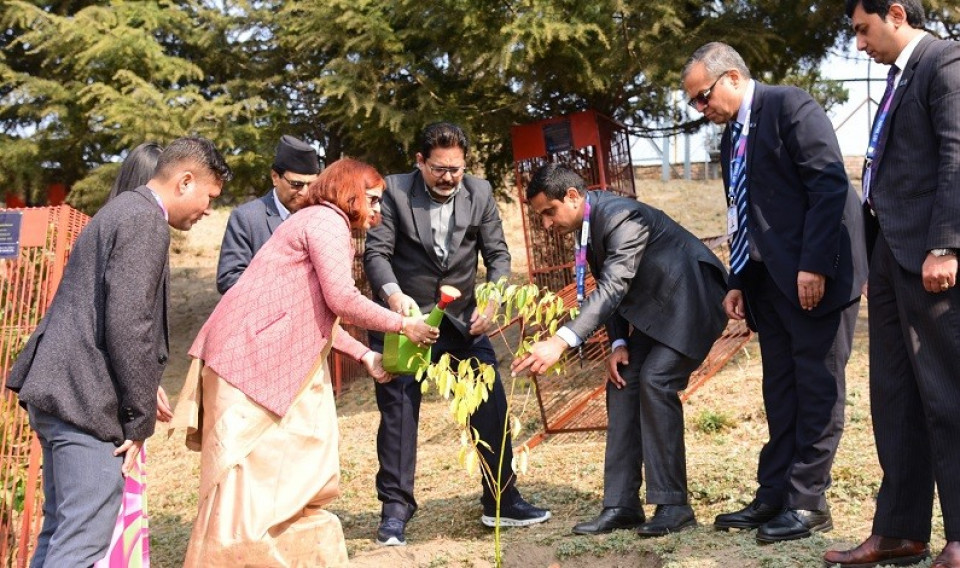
[{"xmin": 273, "ymin": 135, "xmax": 320, "ymax": 175}]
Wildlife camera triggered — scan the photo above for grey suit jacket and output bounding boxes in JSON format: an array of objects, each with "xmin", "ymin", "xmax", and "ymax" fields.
[
  {"xmin": 6, "ymin": 187, "xmax": 170, "ymax": 444},
  {"xmin": 871, "ymin": 35, "xmax": 960, "ymax": 273},
  {"xmin": 364, "ymin": 170, "xmax": 511, "ymax": 339},
  {"xmin": 565, "ymin": 191, "xmax": 729, "ymax": 361},
  {"xmin": 216, "ymin": 191, "xmax": 283, "ymax": 293}
]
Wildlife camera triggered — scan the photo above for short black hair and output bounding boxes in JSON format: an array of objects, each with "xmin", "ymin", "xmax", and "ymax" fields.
[
  {"xmin": 154, "ymin": 137, "xmax": 233, "ymax": 183},
  {"xmin": 526, "ymin": 163, "xmax": 586, "ymax": 201},
  {"xmin": 845, "ymin": 0, "xmax": 926, "ymax": 28},
  {"xmin": 419, "ymin": 122, "xmax": 469, "ymax": 159}
]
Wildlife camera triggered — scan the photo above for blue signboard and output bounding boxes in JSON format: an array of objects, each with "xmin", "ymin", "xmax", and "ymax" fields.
[{"xmin": 0, "ymin": 211, "xmax": 23, "ymax": 260}]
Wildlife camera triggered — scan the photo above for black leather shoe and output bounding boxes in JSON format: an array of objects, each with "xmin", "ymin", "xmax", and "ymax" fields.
[
  {"xmin": 636, "ymin": 504, "xmax": 697, "ymax": 537},
  {"xmin": 572, "ymin": 507, "xmax": 645, "ymax": 535},
  {"xmin": 756, "ymin": 506, "xmax": 832, "ymax": 543},
  {"xmin": 714, "ymin": 499, "xmax": 782, "ymax": 530}
]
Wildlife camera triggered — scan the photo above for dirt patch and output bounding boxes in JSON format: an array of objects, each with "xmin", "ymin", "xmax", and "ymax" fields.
[{"xmin": 148, "ymin": 181, "xmax": 929, "ymax": 567}]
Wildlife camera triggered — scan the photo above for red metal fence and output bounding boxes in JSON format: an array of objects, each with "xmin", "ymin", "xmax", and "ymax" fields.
[{"xmin": 1, "ymin": 206, "xmax": 90, "ymax": 567}]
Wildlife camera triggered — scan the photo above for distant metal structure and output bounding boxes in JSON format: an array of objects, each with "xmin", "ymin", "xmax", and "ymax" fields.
[{"xmin": 1, "ymin": 205, "xmax": 90, "ymax": 568}]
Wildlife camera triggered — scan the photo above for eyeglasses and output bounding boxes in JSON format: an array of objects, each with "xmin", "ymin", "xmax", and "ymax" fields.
[
  {"xmin": 281, "ymin": 175, "xmax": 311, "ymax": 190},
  {"xmin": 425, "ymin": 163, "xmax": 466, "ymax": 177},
  {"xmin": 687, "ymin": 71, "xmax": 729, "ymax": 109}
]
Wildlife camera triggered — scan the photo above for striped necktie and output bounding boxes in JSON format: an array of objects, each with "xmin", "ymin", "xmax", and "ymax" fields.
[{"xmin": 728, "ymin": 121, "xmax": 749, "ymax": 275}]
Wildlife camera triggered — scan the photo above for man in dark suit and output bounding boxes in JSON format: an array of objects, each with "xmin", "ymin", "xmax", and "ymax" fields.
[
  {"xmin": 681, "ymin": 42, "xmax": 868, "ymax": 543},
  {"xmin": 216, "ymin": 134, "xmax": 319, "ymax": 293},
  {"xmin": 364, "ymin": 122, "xmax": 550, "ymax": 546},
  {"xmin": 824, "ymin": 2, "xmax": 960, "ymax": 567},
  {"xmin": 6, "ymin": 137, "xmax": 231, "ymax": 567},
  {"xmin": 512, "ymin": 164, "xmax": 729, "ymax": 537}
]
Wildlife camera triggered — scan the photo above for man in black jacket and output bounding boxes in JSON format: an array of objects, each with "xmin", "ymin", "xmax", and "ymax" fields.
[{"xmin": 513, "ymin": 164, "xmax": 728, "ymax": 537}]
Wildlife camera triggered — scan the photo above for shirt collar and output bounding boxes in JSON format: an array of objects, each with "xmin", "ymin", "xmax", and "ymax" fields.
[
  {"xmin": 147, "ymin": 188, "xmax": 168, "ymax": 221},
  {"xmin": 272, "ymin": 188, "xmax": 291, "ymax": 221},
  {"xmin": 894, "ymin": 32, "xmax": 926, "ymax": 80},
  {"xmin": 735, "ymin": 79, "xmax": 757, "ymax": 127}
]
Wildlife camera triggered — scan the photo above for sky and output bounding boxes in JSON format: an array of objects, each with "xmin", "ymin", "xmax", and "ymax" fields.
[{"xmin": 631, "ymin": 38, "xmax": 889, "ymax": 166}]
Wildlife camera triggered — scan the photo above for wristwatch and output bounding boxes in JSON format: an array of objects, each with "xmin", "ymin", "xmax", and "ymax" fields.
[{"xmin": 929, "ymin": 248, "xmax": 957, "ymax": 257}]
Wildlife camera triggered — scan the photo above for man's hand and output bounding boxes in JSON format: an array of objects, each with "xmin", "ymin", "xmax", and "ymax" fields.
[
  {"xmin": 387, "ymin": 292, "xmax": 419, "ymax": 316},
  {"xmin": 156, "ymin": 386, "xmax": 173, "ymax": 422},
  {"xmin": 361, "ymin": 350, "xmax": 392, "ymax": 384},
  {"xmin": 114, "ymin": 439, "xmax": 144, "ymax": 477},
  {"xmin": 468, "ymin": 302, "xmax": 498, "ymax": 336},
  {"xmin": 511, "ymin": 336, "xmax": 568, "ymax": 377},
  {"xmin": 922, "ymin": 253, "xmax": 958, "ymax": 293},
  {"xmin": 797, "ymin": 270, "xmax": 826, "ymax": 310},
  {"xmin": 606, "ymin": 346, "xmax": 629, "ymax": 389},
  {"xmin": 723, "ymin": 290, "xmax": 746, "ymax": 320}
]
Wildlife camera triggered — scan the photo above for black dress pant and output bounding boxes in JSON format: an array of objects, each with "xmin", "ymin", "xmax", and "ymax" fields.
[
  {"xmin": 869, "ymin": 232, "xmax": 960, "ymax": 542},
  {"xmin": 602, "ymin": 332, "xmax": 700, "ymax": 510},
  {"xmin": 371, "ymin": 318, "xmax": 518, "ymax": 521},
  {"xmin": 746, "ymin": 264, "xmax": 859, "ymax": 511}
]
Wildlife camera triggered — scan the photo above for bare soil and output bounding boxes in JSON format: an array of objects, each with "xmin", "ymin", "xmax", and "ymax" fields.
[{"xmin": 148, "ymin": 181, "xmax": 941, "ymax": 568}]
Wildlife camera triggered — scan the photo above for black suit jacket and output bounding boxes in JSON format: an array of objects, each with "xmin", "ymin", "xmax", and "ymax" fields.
[
  {"xmin": 216, "ymin": 191, "xmax": 283, "ymax": 294},
  {"xmin": 565, "ymin": 191, "xmax": 729, "ymax": 361},
  {"xmin": 6, "ymin": 187, "xmax": 170, "ymax": 444},
  {"xmin": 869, "ymin": 35, "xmax": 960, "ymax": 272},
  {"xmin": 721, "ymin": 82, "xmax": 868, "ymax": 319},
  {"xmin": 364, "ymin": 170, "xmax": 511, "ymax": 340}
]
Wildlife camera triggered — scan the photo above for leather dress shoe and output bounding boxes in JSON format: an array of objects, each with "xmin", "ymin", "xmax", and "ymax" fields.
[
  {"xmin": 756, "ymin": 506, "xmax": 832, "ymax": 543},
  {"xmin": 822, "ymin": 534, "xmax": 930, "ymax": 567},
  {"xmin": 714, "ymin": 499, "xmax": 782, "ymax": 530},
  {"xmin": 571, "ymin": 507, "xmax": 645, "ymax": 535},
  {"xmin": 636, "ymin": 504, "xmax": 697, "ymax": 537},
  {"xmin": 933, "ymin": 541, "xmax": 960, "ymax": 568}
]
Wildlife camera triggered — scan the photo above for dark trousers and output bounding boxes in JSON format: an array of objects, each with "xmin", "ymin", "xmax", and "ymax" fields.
[
  {"xmin": 371, "ymin": 322, "xmax": 518, "ymax": 521},
  {"xmin": 747, "ymin": 266, "xmax": 858, "ymax": 511},
  {"xmin": 869, "ymin": 232, "xmax": 960, "ymax": 542},
  {"xmin": 603, "ymin": 332, "xmax": 701, "ymax": 510}
]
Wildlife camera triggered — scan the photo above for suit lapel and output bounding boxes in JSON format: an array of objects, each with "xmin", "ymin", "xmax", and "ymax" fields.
[
  {"xmin": 876, "ymin": 35, "xmax": 932, "ymax": 167},
  {"xmin": 410, "ymin": 175, "xmax": 444, "ymax": 269},
  {"xmin": 587, "ymin": 191, "xmax": 605, "ymax": 273},
  {"xmin": 720, "ymin": 128, "xmax": 732, "ymax": 193},
  {"xmin": 263, "ymin": 192, "xmax": 283, "ymax": 234},
  {"xmin": 744, "ymin": 82, "xmax": 764, "ymax": 190}
]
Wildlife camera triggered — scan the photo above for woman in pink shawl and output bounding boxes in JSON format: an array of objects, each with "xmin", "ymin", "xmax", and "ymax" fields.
[{"xmin": 173, "ymin": 158, "xmax": 437, "ymax": 566}]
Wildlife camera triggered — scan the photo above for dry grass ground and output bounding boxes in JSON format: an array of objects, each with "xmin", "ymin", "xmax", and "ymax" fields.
[{"xmin": 146, "ymin": 180, "xmax": 943, "ymax": 567}]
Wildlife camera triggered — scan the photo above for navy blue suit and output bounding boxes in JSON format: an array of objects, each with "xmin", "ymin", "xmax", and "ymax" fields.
[
  {"xmin": 721, "ymin": 83, "xmax": 868, "ymax": 511},
  {"xmin": 216, "ymin": 191, "xmax": 283, "ymax": 294}
]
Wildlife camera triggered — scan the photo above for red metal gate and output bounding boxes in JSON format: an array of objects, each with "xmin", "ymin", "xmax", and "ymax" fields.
[{"xmin": 1, "ymin": 206, "xmax": 90, "ymax": 567}]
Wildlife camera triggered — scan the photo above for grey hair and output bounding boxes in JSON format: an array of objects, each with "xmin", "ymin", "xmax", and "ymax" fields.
[{"xmin": 682, "ymin": 42, "xmax": 751, "ymax": 82}]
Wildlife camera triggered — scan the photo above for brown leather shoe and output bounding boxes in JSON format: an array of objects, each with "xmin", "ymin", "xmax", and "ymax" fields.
[
  {"xmin": 932, "ymin": 541, "xmax": 960, "ymax": 568},
  {"xmin": 822, "ymin": 534, "xmax": 929, "ymax": 567}
]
